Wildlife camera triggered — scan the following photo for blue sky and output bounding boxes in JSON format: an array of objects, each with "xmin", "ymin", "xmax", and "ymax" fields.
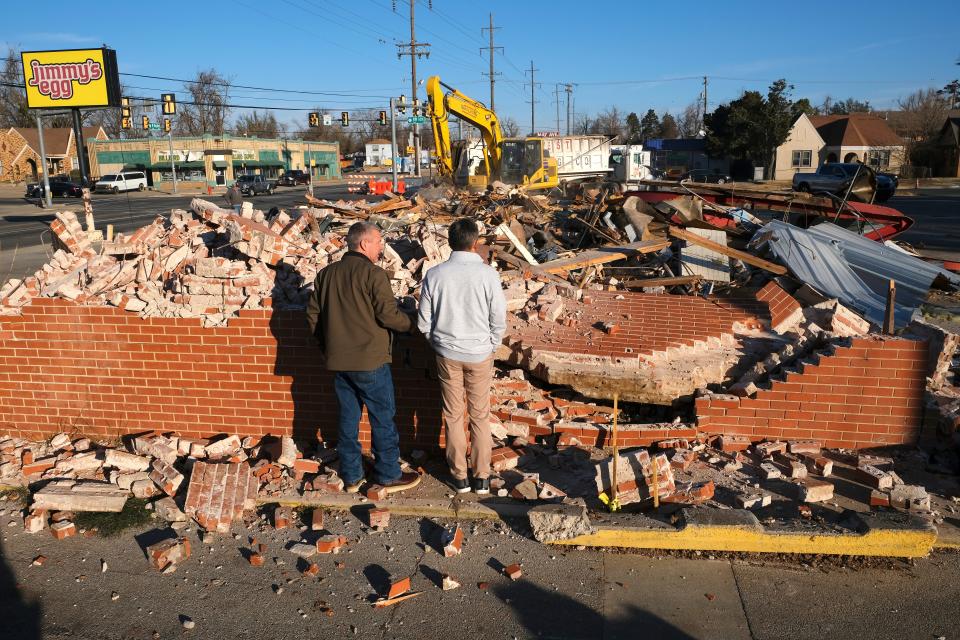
[{"xmin": 4, "ymin": 0, "xmax": 958, "ymax": 133}]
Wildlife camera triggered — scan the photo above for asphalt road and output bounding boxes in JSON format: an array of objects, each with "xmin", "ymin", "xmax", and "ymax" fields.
[
  {"xmin": 888, "ymin": 188, "xmax": 960, "ymax": 258},
  {"xmin": 2, "ymin": 495, "xmax": 959, "ymax": 640}
]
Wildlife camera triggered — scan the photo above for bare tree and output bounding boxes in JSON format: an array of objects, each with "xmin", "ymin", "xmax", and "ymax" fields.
[
  {"xmin": 234, "ymin": 110, "xmax": 280, "ymax": 138},
  {"xmin": 500, "ymin": 117, "xmax": 520, "ymax": 137},
  {"xmin": 589, "ymin": 106, "xmax": 626, "ymax": 140},
  {"xmin": 676, "ymin": 101, "xmax": 703, "ymax": 138},
  {"xmin": 573, "ymin": 112, "xmax": 592, "ymax": 135},
  {"xmin": 895, "ymin": 88, "xmax": 951, "ymax": 165},
  {"xmin": 177, "ymin": 69, "xmax": 231, "ymax": 136},
  {"xmin": 0, "ymin": 48, "xmax": 31, "ymax": 128}
]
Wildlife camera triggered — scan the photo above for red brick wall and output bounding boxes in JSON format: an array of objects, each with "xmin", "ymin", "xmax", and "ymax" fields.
[
  {"xmin": 552, "ymin": 422, "xmax": 698, "ymax": 448},
  {"xmin": 0, "ymin": 298, "xmax": 443, "ymax": 450},
  {"xmin": 695, "ymin": 336, "xmax": 928, "ymax": 449},
  {"xmin": 755, "ymin": 281, "xmax": 802, "ymax": 332}
]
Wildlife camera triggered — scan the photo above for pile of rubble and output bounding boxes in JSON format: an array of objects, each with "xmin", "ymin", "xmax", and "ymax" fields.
[{"xmin": 0, "ymin": 196, "xmax": 462, "ymax": 327}]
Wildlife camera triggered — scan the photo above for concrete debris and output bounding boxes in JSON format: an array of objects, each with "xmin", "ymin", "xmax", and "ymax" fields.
[
  {"xmin": 31, "ymin": 481, "xmax": 128, "ymax": 513},
  {"xmin": 442, "ymin": 574, "xmax": 461, "ymax": 591},
  {"xmin": 528, "ymin": 502, "xmax": 593, "ymax": 542}
]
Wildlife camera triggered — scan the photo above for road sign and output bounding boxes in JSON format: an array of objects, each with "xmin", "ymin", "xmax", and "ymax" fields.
[
  {"xmin": 406, "ymin": 116, "xmax": 426, "ymax": 124},
  {"xmin": 322, "ymin": 114, "xmax": 332, "ymax": 126},
  {"xmin": 148, "ymin": 123, "xmax": 161, "ymax": 130}
]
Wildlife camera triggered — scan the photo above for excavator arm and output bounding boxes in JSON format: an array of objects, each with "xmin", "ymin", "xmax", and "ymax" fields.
[{"xmin": 426, "ymin": 75, "xmax": 503, "ymax": 180}]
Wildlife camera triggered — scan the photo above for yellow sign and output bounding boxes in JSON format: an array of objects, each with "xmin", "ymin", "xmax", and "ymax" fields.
[{"xmin": 21, "ymin": 48, "xmax": 121, "ymax": 109}]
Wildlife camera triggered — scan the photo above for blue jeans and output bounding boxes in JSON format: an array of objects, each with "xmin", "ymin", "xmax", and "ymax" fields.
[{"xmin": 333, "ymin": 364, "xmax": 402, "ymax": 485}]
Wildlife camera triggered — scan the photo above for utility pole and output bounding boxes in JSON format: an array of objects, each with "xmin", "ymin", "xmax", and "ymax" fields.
[
  {"xmin": 553, "ymin": 84, "xmax": 562, "ymax": 134},
  {"xmin": 702, "ymin": 76, "xmax": 708, "ymax": 121},
  {"xmin": 565, "ymin": 84, "xmax": 573, "ymax": 135},
  {"xmin": 389, "ymin": 97, "xmax": 398, "ymax": 192},
  {"xmin": 525, "ymin": 61, "xmax": 540, "ymax": 135},
  {"xmin": 480, "ymin": 13, "xmax": 502, "ymax": 111},
  {"xmin": 396, "ymin": 0, "xmax": 430, "ymax": 178}
]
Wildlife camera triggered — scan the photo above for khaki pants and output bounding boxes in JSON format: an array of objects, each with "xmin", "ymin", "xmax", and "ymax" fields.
[{"xmin": 436, "ymin": 355, "xmax": 494, "ymax": 480}]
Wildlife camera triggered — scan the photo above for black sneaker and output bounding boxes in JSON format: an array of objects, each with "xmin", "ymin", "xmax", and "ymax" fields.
[
  {"xmin": 451, "ymin": 477, "xmax": 470, "ymax": 494},
  {"xmin": 472, "ymin": 477, "xmax": 490, "ymax": 495}
]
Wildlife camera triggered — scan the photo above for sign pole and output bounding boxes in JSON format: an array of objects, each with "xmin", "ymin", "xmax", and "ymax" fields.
[
  {"xmin": 169, "ymin": 130, "xmax": 178, "ymax": 194},
  {"xmin": 390, "ymin": 98, "xmax": 398, "ymax": 193},
  {"xmin": 35, "ymin": 112, "xmax": 52, "ymax": 208},
  {"xmin": 70, "ymin": 108, "xmax": 90, "ymax": 186}
]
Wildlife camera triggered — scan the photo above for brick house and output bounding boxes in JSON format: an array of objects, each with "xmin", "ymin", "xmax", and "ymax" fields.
[
  {"xmin": 0, "ymin": 125, "xmax": 107, "ymax": 183},
  {"xmin": 808, "ymin": 113, "xmax": 906, "ymax": 173}
]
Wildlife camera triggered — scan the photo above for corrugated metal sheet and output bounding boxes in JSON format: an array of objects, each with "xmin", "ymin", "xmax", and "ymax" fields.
[{"xmin": 757, "ymin": 221, "xmax": 960, "ymax": 329}]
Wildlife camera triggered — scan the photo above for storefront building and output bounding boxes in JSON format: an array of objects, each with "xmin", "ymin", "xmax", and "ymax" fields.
[{"xmin": 88, "ymin": 134, "xmax": 340, "ymax": 188}]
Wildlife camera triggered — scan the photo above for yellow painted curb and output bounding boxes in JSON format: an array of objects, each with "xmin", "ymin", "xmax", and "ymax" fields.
[{"xmin": 554, "ymin": 524, "xmax": 937, "ymax": 558}]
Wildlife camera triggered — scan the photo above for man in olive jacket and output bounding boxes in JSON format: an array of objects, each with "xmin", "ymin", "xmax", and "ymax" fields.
[{"xmin": 307, "ymin": 221, "xmax": 420, "ymax": 494}]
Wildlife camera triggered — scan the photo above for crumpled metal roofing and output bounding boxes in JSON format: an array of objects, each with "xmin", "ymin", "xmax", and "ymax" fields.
[{"xmin": 755, "ymin": 221, "xmax": 960, "ymax": 329}]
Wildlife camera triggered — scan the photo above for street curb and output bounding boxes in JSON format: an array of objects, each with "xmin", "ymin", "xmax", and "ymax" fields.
[
  {"xmin": 551, "ymin": 508, "xmax": 939, "ymax": 558},
  {"xmin": 262, "ymin": 494, "xmax": 534, "ymax": 521},
  {"xmin": 2, "ymin": 483, "xmax": 944, "ymax": 556}
]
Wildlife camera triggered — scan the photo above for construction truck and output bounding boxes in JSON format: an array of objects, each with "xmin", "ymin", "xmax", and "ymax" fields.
[{"xmin": 427, "ymin": 76, "xmax": 558, "ymax": 191}]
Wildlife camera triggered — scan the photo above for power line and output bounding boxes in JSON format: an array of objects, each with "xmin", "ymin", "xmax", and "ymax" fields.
[{"xmin": 120, "ymin": 73, "xmax": 395, "ymax": 98}]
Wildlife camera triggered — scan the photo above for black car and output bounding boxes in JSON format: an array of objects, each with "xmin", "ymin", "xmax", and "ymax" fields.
[
  {"xmin": 25, "ymin": 177, "xmax": 83, "ymax": 199},
  {"xmin": 679, "ymin": 169, "xmax": 732, "ymax": 184},
  {"xmin": 277, "ymin": 170, "xmax": 310, "ymax": 186},
  {"xmin": 875, "ymin": 171, "xmax": 899, "ymax": 203}
]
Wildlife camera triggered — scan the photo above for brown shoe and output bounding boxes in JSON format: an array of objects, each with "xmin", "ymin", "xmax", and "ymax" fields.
[{"xmin": 381, "ymin": 471, "xmax": 422, "ymax": 494}]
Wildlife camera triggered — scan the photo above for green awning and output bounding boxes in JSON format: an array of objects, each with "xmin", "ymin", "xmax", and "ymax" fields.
[
  {"xmin": 212, "ymin": 161, "xmax": 228, "ymax": 169},
  {"xmin": 145, "ymin": 161, "xmax": 205, "ymax": 169},
  {"xmin": 232, "ymin": 160, "xmax": 261, "ymax": 167}
]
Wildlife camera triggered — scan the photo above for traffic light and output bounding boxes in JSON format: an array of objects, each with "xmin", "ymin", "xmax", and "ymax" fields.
[
  {"xmin": 121, "ymin": 97, "xmax": 130, "ymax": 119},
  {"xmin": 161, "ymin": 93, "xmax": 176, "ymax": 115},
  {"xmin": 378, "ymin": 110, "xmax": 387, "ymax": 126},
  {"xmin": 340, "ymin": 111, "xmax": 349, "ymax": 127},
  {"xmin": 121, "ymin": 117, "xmax": 131, "ymax": 130},
  {"xmin": 142, "ymin": 116, "xmax": 150, "ymax": 130},
  {"xmin": 163, "ymin": 118, "xmax": 171, "ymax": 133},
  {"xmin": 308, "ymin": 112, "xmax": 320, "ymax": 128},
  {"xmin": 398, "ymin": 95, "xmax": 406, "ymax": 114},
  {"xmin": 412, "ymin": 98, "xmax": 420, "ymax": 117}
]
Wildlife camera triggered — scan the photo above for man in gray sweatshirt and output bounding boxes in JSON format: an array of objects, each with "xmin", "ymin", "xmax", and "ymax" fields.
[{"xmin": 418, "ymin": 218, "xmax": 507, "ymax": 494}]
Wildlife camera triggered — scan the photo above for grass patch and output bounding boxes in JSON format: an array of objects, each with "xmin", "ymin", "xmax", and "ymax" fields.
[
  {"xmin": 74, "ymin": 498, "xmax": 154, "ymax": 537},
  {"xmin": 0, "ymin": 485, "xmax": 30, "ymax": 508}
]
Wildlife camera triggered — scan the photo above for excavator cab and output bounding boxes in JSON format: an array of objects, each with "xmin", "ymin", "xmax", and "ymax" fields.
[{"xmin": 501, "ymin": 138, "xmax": 558, "ymax": 191}]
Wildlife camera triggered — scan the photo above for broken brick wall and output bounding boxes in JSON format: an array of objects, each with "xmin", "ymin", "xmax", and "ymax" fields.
[
  {"xmin": 696, "ymin": 336, "xmax": 928, "ymax": 449},
  {"xmin": 0, "ymin": 298, "xmax": 443, "ymax": 450}
]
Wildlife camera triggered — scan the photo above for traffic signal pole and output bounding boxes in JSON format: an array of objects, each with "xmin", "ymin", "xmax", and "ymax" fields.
[
  {"xmin": 169, "ymin": 130, "xmax": 177, "ymax": 194},
  {"xmin": 390, "ymin": 98, "xmax": 398, "ymax": 193}
]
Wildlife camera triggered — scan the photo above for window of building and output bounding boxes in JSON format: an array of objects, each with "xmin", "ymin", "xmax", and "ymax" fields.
[
  {"xmin": 791, "ymin": 150, "xmax": 812, "ymax": 167},
  {"xmin": 866, "ymin": 149, "xmax": 891, "ymax": 168}
]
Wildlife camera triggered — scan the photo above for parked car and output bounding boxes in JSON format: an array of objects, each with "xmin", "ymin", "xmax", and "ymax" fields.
[
  {"xmin": 25, "ymin": 177, "xmax": 83, "ymax": 199},
  {"xmin": 792, "ymin": 163, "xmax": 898, "ymax": 203},
  {"xmin": 277, "ymin": 170, "xmax": 309, "ymax": 186},
  {"xmin": 94, "ymin": 171, "xmax": 147, "ymax": 193},
  {"xmin": 678, "ymin": 169, "xmax": 732, "ymax": 184},
  {"xmin": 236, "ymin": 174, "xmax": 275, "ymax": 195}
]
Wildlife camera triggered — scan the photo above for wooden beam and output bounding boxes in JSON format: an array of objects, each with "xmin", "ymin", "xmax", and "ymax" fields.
[
  {"xmin": 620, "ymin": 275, "xmax": 703, "ymax": 288},
  {"xmin": 538, "ymin": 239, "xmax": 670, "ymax": 275},
  {"xmin": 496, "ymin": 223, "xmax": 539, "ymax": 265},
  {"xmin": 668, "ymin": 226, "xmax": 787, "ymax": 275}
]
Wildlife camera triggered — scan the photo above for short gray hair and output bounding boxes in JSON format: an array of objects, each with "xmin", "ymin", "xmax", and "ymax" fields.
[{"xmin": 346, "ymin": 221, "xmax": 379, "ymax": 251}]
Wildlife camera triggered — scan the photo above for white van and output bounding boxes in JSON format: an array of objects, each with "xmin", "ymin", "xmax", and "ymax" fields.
[{"xmin": 94, "ymin": 171, "xmax": 148, "ymax": 193}]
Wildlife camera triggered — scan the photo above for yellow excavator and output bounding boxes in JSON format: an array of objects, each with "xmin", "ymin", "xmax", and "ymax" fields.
[{"xmin": 426, "ymin": 76, "xmax": 558, "ymax": 191}]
